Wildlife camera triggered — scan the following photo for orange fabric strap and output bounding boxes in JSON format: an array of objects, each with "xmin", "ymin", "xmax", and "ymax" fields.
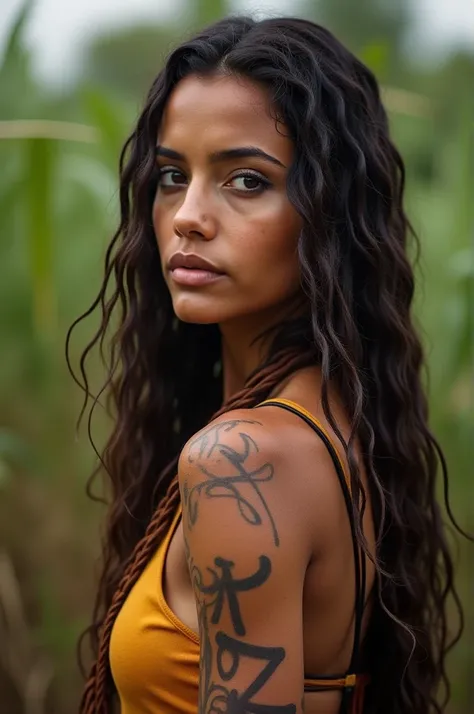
[
  {"xmin": 257, "ymin": 398, "xmax": 369, "ymax": 714},
  {"xmin": 304, "ymin": 673, "xmax": 357, "ymax": 690},
  {"xmin": 258, "ymin": 398, "xmax": 351, "ymax": 493}
]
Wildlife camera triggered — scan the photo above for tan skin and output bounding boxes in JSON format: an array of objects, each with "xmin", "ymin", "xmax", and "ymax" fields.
[{"xmin": 153, "ymin": 73, "xmax": 375, "ymax": 714}]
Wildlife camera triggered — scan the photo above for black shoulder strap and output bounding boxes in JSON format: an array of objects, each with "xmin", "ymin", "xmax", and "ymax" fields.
[{"xmin": 256, "ymin": 399, "xmax": 366, "ymax": 677}]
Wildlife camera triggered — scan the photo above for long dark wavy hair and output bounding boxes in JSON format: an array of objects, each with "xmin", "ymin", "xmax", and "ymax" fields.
[{"xmin": 67, "ymin": 14, "xmax": 469, "ymax": 714}]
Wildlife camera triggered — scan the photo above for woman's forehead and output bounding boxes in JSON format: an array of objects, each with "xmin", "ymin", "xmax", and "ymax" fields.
[{"xmin": 157, "ymin": 74, "xmax": 292, "ymax": 162}]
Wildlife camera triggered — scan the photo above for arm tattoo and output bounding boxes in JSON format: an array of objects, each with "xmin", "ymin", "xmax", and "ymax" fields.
[
  {"xmin": 185, "ymin": 544, "xmax": 296, "ymax": 714},
  {"xmin": 183, "ymin": 419, "xmax": 279, "ymax": 546},
  {"xmin": 199, "ymin": 555, "xmax": 271, "ymax": 637},
  {"xmin": 215, "ymin": 632, "xmax": 294, "ymax": 713}
]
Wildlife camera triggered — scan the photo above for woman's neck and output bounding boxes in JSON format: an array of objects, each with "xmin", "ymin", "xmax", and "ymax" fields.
[
  {"xmin": 220, "ymin": 322, "xmax": 272, "ymax": 403},
  {"xmin": 218, "ymin": 297, "xmax": 307, "ymax": 403}
]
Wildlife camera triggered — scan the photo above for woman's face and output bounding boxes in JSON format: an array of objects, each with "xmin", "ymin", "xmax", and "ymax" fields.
[{"xmin": 153, "ymin": 73, "xmax": 303, "ymax": 327}]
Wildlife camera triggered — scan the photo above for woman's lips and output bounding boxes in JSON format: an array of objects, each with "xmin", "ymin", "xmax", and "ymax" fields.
[{"xmin": 170, "ymin": 267, "xmax": 226, "ymax": 286}]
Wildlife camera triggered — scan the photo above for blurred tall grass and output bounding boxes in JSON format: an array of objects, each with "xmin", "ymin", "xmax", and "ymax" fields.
[{"xmin": 0, "ymin": 2, "xmax": 472, "ymax": 712}]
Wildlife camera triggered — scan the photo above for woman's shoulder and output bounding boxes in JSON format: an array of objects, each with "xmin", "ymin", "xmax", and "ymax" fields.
[
  {"xmin": 179, "ymin": 400, "xmax": 339, "ymax": 484},
  {"xmin": 177, "ymin": 399, "xmax": 352, "ymax": 555}
]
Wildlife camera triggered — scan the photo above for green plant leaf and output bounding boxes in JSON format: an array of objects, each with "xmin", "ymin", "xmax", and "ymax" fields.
[
  {"xmin": 25, "ymin": 138, "xmax": 56, "ymax": 338},
  {"xmin": 0, "ymin": 0, "xmax": 33, "ymax": 70},
  {"xmin": 194, "ymin": 0, "xmax": 228, "ymax": 26},
  {"xmin": 81, "ymin": 87, "xmax": 128, "ymax": 164},
  {"xmin": 0, "ymin": 428, "xmax": 32, "ymax": 470},
  {"xmin": 359, "ymin": 41, "xmax": 389, "ymax": 75}
]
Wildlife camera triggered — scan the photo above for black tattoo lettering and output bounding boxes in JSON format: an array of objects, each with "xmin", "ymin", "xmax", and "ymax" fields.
[
  {"xmin": 185, "ymin": 550, "xmax": 296, "ymax": 714},
  {"xmin": 215, "ymin": 631, "xmax": 296, "ymax": 714},
  {"xmin": 188, "ymin": 420, "xmax": 261, "ymax": 462},
  {"xmin": 183, "ymin": 420, "xmax": 279, "ymax": 546},
  {"xmin": 182, "ymin": 421, "xmax": 295, "ymax": 713},
  {"xmin": 200, "ymin": 555, "xmax": 271, "ymax": 636}
]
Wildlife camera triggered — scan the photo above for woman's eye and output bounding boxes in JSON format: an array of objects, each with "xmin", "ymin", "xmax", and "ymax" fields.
[
  {"xmin": 156, "ymin": 168, "xmax": 270, "ymax": 194},
  {"xmin": 157, "ymin": 168, "xmax": 186, "ymax": 188},
  {"xmin": 229, "ymin": 173, "xmax": 270, "ymax": 193}
]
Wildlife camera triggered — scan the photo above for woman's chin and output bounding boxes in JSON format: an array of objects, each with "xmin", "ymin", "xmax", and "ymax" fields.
[{"xmin": 171, "ymin": 296, "xmax": 226, "ymax": 325}]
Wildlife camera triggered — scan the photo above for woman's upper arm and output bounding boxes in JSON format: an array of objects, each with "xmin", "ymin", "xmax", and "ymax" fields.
[{"xmin": 178, "ymin": 413, "xmax": 311, "ymax": 714}]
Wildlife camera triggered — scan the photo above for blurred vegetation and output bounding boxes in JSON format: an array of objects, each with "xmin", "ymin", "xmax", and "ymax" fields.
[{"xmin": 0, "ymin": 0, "xmax": 472, "ymax": 712}]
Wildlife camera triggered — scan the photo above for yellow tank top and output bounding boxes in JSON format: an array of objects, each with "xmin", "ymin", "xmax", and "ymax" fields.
[{"xmin": 109, "ymin": 398, "xmax": 367, "ymax": 714}]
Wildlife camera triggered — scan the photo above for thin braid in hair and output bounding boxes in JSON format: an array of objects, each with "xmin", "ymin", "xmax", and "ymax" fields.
[
  {"xmin": 217, "ymin": 347, "xmax": 315, "ymax": 413},
  {"xmin": 80, "ymin": 346, "xmax": 314, "ymax": 713},
  {"xmin": 81, "ymin": 477, "xmax": 181, "ymax": 713}
]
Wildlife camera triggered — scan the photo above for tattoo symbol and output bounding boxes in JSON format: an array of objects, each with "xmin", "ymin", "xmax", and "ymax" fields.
[
  {"xmin": 183, "ymin": 420, "xmax": 279, "ymax": 546},
  {"xmin": 216, "ymin": 632, "xmax": 296, "ymax": 714},
  {"xmin": 190, "ymin": 555, "xmax": 295, "ymax": 714},
  {"xmin": 187, "ymin": 420, "xmax": 261, "ymax": 461},
  {"xmin": 182, "ymin": 420, "xmax": 294, "ymax": 713},
  {"xmin": 200, "ymin": 556, "xmax": 271, "ymax": 637}
]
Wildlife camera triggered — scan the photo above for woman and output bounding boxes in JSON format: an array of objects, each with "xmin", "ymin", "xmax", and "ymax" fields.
[{"xmin": 68, "ymin": 14, "xmax": 467, "ymax": 714}]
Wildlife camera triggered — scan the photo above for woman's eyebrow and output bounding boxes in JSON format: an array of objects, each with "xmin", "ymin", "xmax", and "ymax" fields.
[{"xmin": 155, "ymin": 145, "xmax": 287, "ymax": 168}]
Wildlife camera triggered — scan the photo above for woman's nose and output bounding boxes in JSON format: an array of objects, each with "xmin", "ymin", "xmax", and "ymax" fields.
[{"xmin": 172, "ymin": 181, "xmax": 217, "ymax": 241}]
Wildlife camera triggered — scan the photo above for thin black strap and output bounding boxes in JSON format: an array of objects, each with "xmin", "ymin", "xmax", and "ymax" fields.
[{"xmin": 256, "ymin": 400, "xmax": 365, "ymax": 677}]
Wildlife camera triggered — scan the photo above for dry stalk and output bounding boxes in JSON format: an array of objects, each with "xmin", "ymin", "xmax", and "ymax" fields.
[{"xmin": 0, "ymin": 549, "xmax": 54, "ymax": 714}]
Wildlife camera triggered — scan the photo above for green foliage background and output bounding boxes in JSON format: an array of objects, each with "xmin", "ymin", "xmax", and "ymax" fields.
[{"xmin": 0, "ymin": 1, "xmax": 472, "ymax": 712}]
